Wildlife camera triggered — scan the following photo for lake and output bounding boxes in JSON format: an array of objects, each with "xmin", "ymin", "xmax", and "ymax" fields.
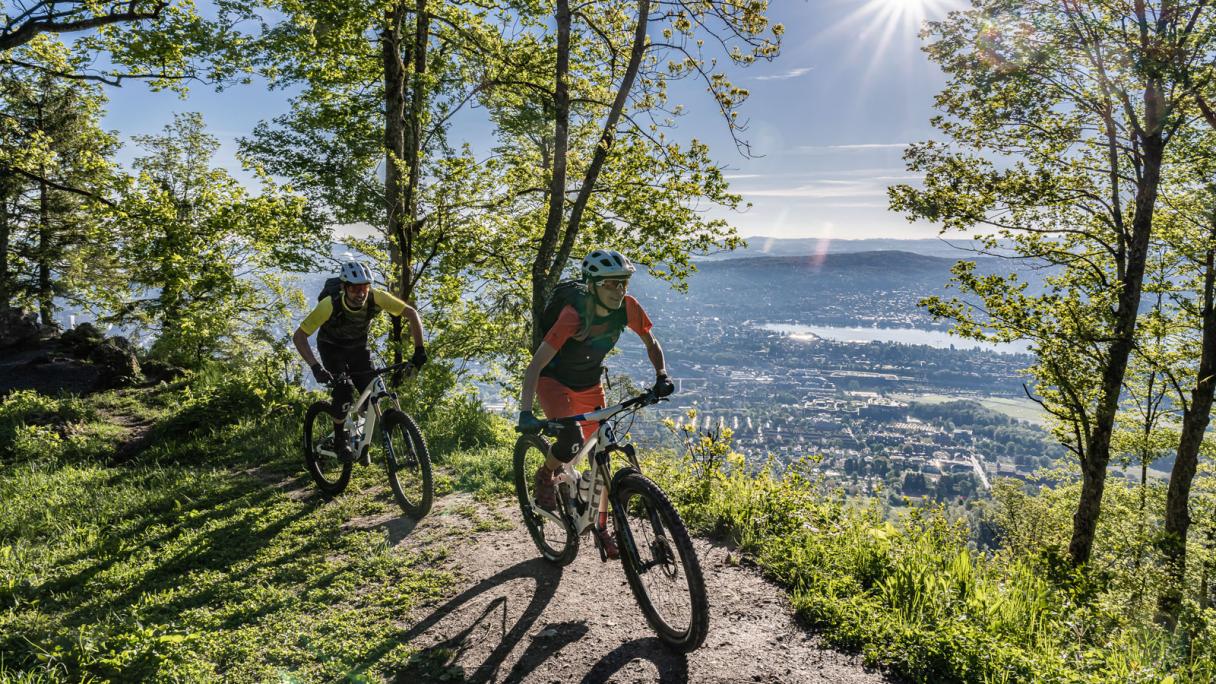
[{"xmin": 759, "ymin": 323, "xmax": 1031, "ymax": 355}]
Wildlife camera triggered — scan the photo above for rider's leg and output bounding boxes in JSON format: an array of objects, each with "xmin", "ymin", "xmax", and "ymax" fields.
[
  {"xmin": 346, "ymin": 348, "xmax": 375, "ymax": 465},
  {"xmin": 536, "ymin": 379, "xmax": 617, "ymax": 558},
  {"xmin": 347, "ymin": 347, "xmax": 375, "ymax": 411},
  {"xmin": 318, "ymin": 341, "xmax": 354, "ymax": 461},
  {"xmin": 533, "ymin": 379, "xmax": 604, "ymax": 509}
]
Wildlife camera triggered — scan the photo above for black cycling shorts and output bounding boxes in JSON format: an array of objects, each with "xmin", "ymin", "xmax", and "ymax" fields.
[{"xmin": 318, "ymin": 341, "xmax": 374, "ymax": 416}]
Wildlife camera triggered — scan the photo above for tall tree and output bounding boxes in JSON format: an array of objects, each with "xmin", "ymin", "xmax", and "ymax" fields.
[
  {"xmin": 111, "ymin": 113, "xmax": 323, "ymax": 366},
  {"xmin": 892, "ymin": 0, "xmax": 1211, "ymax": 566},
  {"xmin": 476, "ymin": 0, "xmax": 781, "ymax": 349},
  {"xmin": 244, "ymin": 0, "xmax": 498, "ymax": 370},
  {"xmin": 0, "ymin": 37, "xmax": 119, "ymax": 322},
  {"xmin": 1141, "ymin": 61, "xmax": 1216, "ymax": 619},
  {"xmin": 1150, "ymin": 173, "xmax": 1216, "ymax": 622}
]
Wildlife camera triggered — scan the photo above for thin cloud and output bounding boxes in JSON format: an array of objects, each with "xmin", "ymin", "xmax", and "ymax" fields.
[
  {"xmin": 755, "ymin": 67, "xmax": 814, "ymax": 81},
  {"xmin": 742, "ymin": 179, "xmax": 889, "ymax": 199},
  {"xmin": 794, "ymin": 143, "xmax": 909, "ymax": 154}
]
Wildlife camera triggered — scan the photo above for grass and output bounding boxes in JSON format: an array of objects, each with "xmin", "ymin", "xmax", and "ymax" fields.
[
  {"xmin": 643, "ymin": 439, "xmax": 1216, "ymax": 684},
  {"xmin": 11, "ymin": 369, "xmax": 1207, "ymax": 683},
  {"xmin": 0, "ymin": 372, "xmax": 515, "ymax": 683}
]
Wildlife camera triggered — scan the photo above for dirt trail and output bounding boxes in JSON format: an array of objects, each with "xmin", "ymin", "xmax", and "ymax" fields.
[{"xmin": 357, "ymin": 493, "xmax": 897, "ymax": 684}]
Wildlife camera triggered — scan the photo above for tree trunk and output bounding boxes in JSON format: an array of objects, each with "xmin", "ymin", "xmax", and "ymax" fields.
[
  {"xmin": 37, "ymin": 171, "xmax": 52, "ymax": 326},
  {"xmin": 545, "ymin": 0, "xmax": 651, "ymax": 294},
  {"xmin": 1069, "ymin": 128, "xmax": 1164, "ymax": 567},
  {"xmin": 1157, "ymin": 233, "xmax": 1216, "ymax": 623},
  {"xmin": 383, "ymin": 2, "xmax": 409, "ymax": 364},
  {"xmin": 0, "ymin": 187, "xmax": 10, "ymax": 312},
  {"xmin": 532, "ymin": 0, "xmax": 572, "ymax": 350},
  {"xmin": 389, "ymin": 0, "xmax": 427, "ymax": 371},
  {"xmin": 402, "ymin": 0, "xmax": 427, "ymax": 306}
]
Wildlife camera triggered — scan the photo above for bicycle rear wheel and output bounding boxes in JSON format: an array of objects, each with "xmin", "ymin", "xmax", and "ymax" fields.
[
  {"xmin": 513, "ymin": 434, "xmax": 578, "ymax": 565},
  {"xmin": 379, "ymin": 409, "xmax": 433, "ymax": 518},
  {"xmin": 304, "ymin": 401, "xmax": 352, "ymax": 497},
  {"xmin": 611, "ymin": 470, "xmax": 709, "ymax": 652}
]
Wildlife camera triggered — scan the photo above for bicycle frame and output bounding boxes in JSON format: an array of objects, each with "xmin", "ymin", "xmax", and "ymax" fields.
[
  {"xmin": 529, "ymin": 400, "xmax": 646, "ymax": 535},
  {"xmin": 315, "ymin": 372, "xmax": 404, "ymax": 461}
]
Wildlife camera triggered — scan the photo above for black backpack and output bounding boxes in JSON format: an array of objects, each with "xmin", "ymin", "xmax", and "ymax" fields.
[
  {"xmin": 540, "ymin": 280, "xmax": 589, "ymax": 335},
  {"xmin": 317, "ymin": 276, "xmax": 343, "ymax": 302}
]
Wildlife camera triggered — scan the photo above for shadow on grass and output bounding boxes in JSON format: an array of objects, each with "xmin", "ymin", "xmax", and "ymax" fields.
[{"xmin": 353, "ymin": 557, "xmax": 564, "ymax": 683}]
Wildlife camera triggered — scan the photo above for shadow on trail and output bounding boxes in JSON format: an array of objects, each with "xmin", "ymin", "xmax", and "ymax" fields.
[
  {"xmin": 357, "ymin": 557, "xmax": 564, "ymax": 683},
  {"xmin": 502, "ymin": 620, "xmax": 589, "ymax": 683},
  {"xmin": 579, "ymin": 637, "xmax": 689, "ymax": 684},
  {"xmin": 343, "ymin": 512, "xmax": 419, "ymax": 546}
]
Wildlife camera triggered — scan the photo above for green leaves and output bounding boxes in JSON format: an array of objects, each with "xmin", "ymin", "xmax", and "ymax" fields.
[{"xmin": 107, "ymin": 112, "xmax": 326, "ymax": 367}]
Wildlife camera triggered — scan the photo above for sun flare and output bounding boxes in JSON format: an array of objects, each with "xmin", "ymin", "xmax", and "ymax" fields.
[{"xmin": 819, "ymin": 0, "xmax": 959, "ymax": 74}]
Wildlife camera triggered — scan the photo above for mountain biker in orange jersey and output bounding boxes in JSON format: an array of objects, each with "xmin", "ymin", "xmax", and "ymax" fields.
[
  {"xmin": 518, "ymin": 249, "xmax": 675, "ymax": 559},
  {"xmin": 292, "ymin": 260, "xmax": 426, "ymax": 463}
]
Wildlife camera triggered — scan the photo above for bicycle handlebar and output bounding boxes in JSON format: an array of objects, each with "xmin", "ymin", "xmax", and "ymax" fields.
[
  {"xmin": 514, "ymin": 390, "xmax": 664, "ymax": 436},
  {"xmin": 326, "ymin": 361, "xmax": 415, "ymax": 389}
]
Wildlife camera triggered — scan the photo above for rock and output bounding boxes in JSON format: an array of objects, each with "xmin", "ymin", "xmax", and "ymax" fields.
[
  {"xmin": 109, "ymin": 336, "xmax": 137, "ymax": 354},
  {"xmin": 60, "ymin": 323, "xmax": 105, "ymax": 358},
  {"xmin": 0, "ymin": 308, "xmax": 41, "ymax": 350},
  {"xmin": 89, "ymin": 339, "xmax": 142, "ymax": 389},
  {"xmin": 142, "ymin": 359, "xmax": 186, "ymax": 384}
]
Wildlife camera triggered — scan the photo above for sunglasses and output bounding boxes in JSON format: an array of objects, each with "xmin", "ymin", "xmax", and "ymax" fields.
[
  {"xmin": 597, "ymin": 278, "xmax": 629, "ymax": 291},
  {"xmin": 344, "ymin": 283, "xmax": 370, "ymax": 294}
]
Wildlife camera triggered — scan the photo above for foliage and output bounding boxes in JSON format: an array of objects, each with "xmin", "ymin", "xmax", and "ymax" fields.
[
  {"xmin": 0, "ymin": 37, "xmax": 122, "ymax": 321},
  {"xmin": 103, "ymin": 112, "xmax": 326, "ymax": 367},
  {"xmin": 0, "ymin": 390, "xmax": 113, "ymax": 463},
  {"xmin": 0, "ymin": 0, "xmax": 255, "ymax": 89},
  {"xmin": 645, "ymin": 422, "xmax": 1216, "ymax": 683}
]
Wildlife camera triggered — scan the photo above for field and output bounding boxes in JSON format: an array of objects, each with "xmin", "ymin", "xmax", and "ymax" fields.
[{"xmin": 891, "ymin": 392, "xmax": 1048, "ymax": 426}]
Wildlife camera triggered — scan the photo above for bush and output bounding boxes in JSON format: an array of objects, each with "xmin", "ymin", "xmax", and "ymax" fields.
[
  {"xmin": 0, "ymin": 391, "xmax": 101, "ymax": 462},
  {"xmin": 148, "ymin": 360, "xmax": 306, "ymax": 450},
  {"xmin": 394, "ymin": 360, "xmax": 502, "ymax": 458},
  {"xmin": 643, "ymin": 419, "xmax": 1216, "ymax": 683}
]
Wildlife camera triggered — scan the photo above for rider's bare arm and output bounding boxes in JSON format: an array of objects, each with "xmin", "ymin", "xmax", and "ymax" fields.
[
  {"xmin": 292, "ymin": 327, "xmax": 320, "ymax": 368},
  {"xmin": 520, "ymin": 341, "xmax": 560, "ymax": 413},
  {"xmin": 637, "ymin": 330, "xmax": 667, "ymax": 378},
  {"xmin": 400, "ymin": 304, "xmax": 425, "ymax": 351}
]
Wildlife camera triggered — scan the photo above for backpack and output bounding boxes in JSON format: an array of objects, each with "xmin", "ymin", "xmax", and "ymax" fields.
[
  {"xmin": 540, "ymin": 280, "xmax": 589, "ymax": 335},
  {"xmin": 317, "ymin": 276, "xmax": 343, "ymax": 302}
]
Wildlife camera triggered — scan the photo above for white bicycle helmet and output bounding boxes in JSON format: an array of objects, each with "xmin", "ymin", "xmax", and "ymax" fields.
[
  {"xmin": 339, "ymin": 260, "xmax": 373, "ymax": 285},
  {"xmin": 581, "ymin": 249, "xmax": 636, "ymax": 280}
]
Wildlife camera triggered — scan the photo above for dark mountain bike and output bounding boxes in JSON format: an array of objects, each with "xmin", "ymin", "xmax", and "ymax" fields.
[
  {"xmin": 513, "ymin": 392, "xmax": 709, "ymax": 652},
  {"xmin": 303, "ymin": 361, "xmax": 433, "ymax": 518}
]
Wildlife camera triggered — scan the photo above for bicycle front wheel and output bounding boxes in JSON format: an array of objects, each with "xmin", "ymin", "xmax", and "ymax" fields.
[
  {"xmin": 513, "ymin": 434, "xmax": 578, "ymax": 565},
  {"xmin": 612, "ymin": 470, "xmax": 709, "ymax": 652},
  {"xmin": 304, "ymin": 401, "xmax": 352, "ymax": 497},
  {"xmin": 379, "ymin": 409, "xmax": 433, "ymax": 518}
]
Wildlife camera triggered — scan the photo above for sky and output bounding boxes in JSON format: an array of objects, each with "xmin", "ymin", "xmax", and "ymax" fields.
[{"xmin": 100, "ymin": 0, "xmax": 967, "ymax": 241}]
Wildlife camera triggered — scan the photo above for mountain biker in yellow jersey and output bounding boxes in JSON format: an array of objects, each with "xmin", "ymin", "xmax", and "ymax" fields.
[
  {"xmin": 292, "ymin": 260, "xmax": 426, "ymax": 463},
  {"xmin": 518, "ymin": 249, "xmax": 675, "ymax": 559}
]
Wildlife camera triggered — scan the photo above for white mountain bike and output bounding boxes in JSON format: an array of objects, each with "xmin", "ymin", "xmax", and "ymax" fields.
[
  {"xmin": 303, "ymin": 361, "xmax": 433, "ymax": 518},
  {"xmin": 513, "ymin": 391, "xmax": 709, "ymax": 652}
]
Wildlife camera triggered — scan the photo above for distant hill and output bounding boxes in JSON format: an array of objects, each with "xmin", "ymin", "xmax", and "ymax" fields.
[
  {"xmin": 630, "ymin": 250, "xmax": 1035, "ymax": 328},
  {"xmin": 698, "ymin": 237, "xmax": 1000, "ymax": 260}
]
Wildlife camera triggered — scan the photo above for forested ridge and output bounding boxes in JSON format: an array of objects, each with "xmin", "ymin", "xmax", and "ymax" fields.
[{"xmin": 3, "ymin": 0, "xmax": 1216, "ymax": 682}]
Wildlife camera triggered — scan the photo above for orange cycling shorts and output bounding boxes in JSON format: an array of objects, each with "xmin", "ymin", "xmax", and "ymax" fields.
[{"xmin": 536, "ymin": 376, "xmax": 604, "ymax": 443}]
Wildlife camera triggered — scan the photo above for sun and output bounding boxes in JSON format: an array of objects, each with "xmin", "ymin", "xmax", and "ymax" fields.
[{"xmin": 813, "ymin": 0, "xmax": 959, "ymax": 75}]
